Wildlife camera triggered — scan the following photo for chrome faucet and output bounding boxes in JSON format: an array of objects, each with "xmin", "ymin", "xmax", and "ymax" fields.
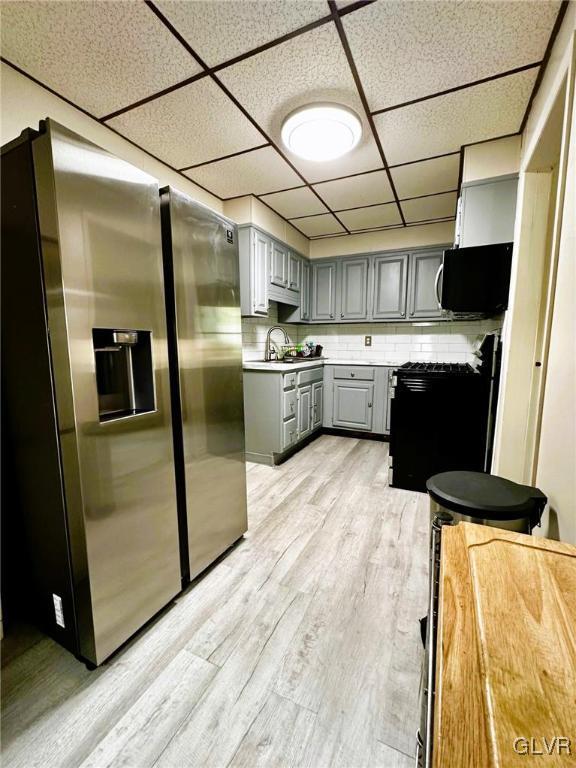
[{"xmin": 265, "ymin": 326, "xmax": 291, "ymax": 361}]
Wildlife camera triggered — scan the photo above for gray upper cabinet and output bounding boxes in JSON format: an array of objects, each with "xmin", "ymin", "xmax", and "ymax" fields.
[
  {"xmin": 239, "ymin": 227, "xmax": 269, "ymax": 317},
  {"xmin": 300, "ymin": 260, "xmax": 310, "ymax": 321},
  {"xmin": 340, "ymin": 257, "xmax": 370, "ymax": 321},
  {"xmin": 458, "ymin": 175, "xmax": 518, "ymax": 248},
  {"xmin": 372, "ymin": 253, "xmax": 408, "ymax": 320},
  {"xmin": 311, "ymin": 260, "xmax": 337, "ymax": 321},
  {"xmin": 333, "ymin": 381, "xmax": 374, "ymax": 431},
  {"xmin": 408, "ymin": 250, "xmax": 444, "ymax": 319},
  {"xmin": 288, "ymin": 253, "xmax": 300, "ymax": 292},
  {"xmin": 270, "ymin": 240, "xmax": 288, "ymax": 288}
]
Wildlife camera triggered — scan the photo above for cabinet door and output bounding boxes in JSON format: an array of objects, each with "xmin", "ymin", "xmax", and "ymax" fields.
[
  {"xmin": 385, "ymin": 368, "xmax": 394, "ymax": 433},
  {"xmin": 372, "ymin": 253, "xmax": 408, "ymax": 320},
  {"xmin": 408, "ymin": 251, "xmax": 444, "ymax": 319},
  {"xmin": 298, "ymin": 384, "xmax": 312, "ymax": 439},
  {"xmin": 270, "ymin": 241, "xmax": 288, "ymax": 288},
  {"xmin": 311, "ymin": 261, "xmax": 337, "ymax": 321},
  {"xmin": 312, "ymin": 381, "xmax": 323, "ymax": 429},
  {"xmin": 459, "ymin": 177, "xmax": 518, "ymax": 248},
  {"xmin": 252, "ymin": 230, "xmax": 269, "ymax": 315},
  {"xmin": 288, "ymin": 253, "xmax": 300, "ymax": 291},
  {"xmin": 333, "ymin": 381, "xmax": 374, "ymax": 431},
  {"xmin": 282, "ymin": 417, "xmax": 297, "ymax": 450},
  {"xmin": 301, "ymin": 260, "xmax": 310, "ymax": 321},
  {"xmin": 340, "ymin": 257, "xmax": 369, "ymax": 320}
]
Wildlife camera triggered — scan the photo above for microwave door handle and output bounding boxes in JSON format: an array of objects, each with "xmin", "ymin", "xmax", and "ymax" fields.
[{"xmin": 434, "ymin": 263, "xmax": 444, "ymax": 309}]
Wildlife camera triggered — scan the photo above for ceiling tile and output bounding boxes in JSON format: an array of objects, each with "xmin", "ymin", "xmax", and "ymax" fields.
[
  {"xmin": 401, "ymin": 192, "xmax": 458, "ymax": 223},
  {"xmin": 313, "ymin": 170, "xmax": 395, "ymax": 210},
  {"xmin": 343, "ymin": 1, "xmax": 560, "ymax": 110},
  {"xmin": 259, "ymin": 187, "xmax": 327, "ymax": 219},
  {"xmin": 184, "ymin": 147, "xmax": 302, "ymax": 198},
  {"xmin": 0, "ymin": 0, "xmax": 201, "ymax": 117},
  {"xmin": 374, "ymin": 70, "xmax": 538, "ymax": 165},
  {"xmin": 338, "ymin": 204, "xmax": 402, "ymax": 231},
  {"xmin": 155, "ymin": 1, "xmax": 328, "ymax": 67},
  {"xmin": 217, "ymin": 24, "xmax": 382, "ymax": 181},
  {"xmin": 291, "ymin": 214, "xmax": 346, "ymax": 238},
  {"xmin": 392, "ymin": 154, "xmax": 460, "ymax": 199},
  {"xmin": 107, "ymin": 78, "xmax": 264, "ymax": 169}
]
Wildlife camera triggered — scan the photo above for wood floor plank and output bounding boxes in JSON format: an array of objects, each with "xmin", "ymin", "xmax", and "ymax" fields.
[
  {"xmin": 78, "ymin": 648, "xmax": 216, "ymax": 768},
  {"xmin": 228, "ymin": 691, "xmax": 316, "ymax": 768},
  {"xmin": 155, "ymin": 588, "xmax": 312, "ymax": 768}
]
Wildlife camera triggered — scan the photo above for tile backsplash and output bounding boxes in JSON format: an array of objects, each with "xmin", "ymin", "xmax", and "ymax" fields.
[{"xmin": 241, "ymin": 302, "xmax": 502, "ymax": 364}]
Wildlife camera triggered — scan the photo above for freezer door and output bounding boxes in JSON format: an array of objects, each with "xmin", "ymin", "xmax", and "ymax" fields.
[
  {"xmin": 33, "ymin": 121, "xmax": 181, "ymax": 664},
  {"xmin": 162, "ymin": 188, "xmax": 247, "ymax": 581}
]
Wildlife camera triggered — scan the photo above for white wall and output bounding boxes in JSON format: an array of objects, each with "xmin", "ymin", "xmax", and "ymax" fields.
[
  {"xmin": 462, "ymin": 135, "xmax": 521, "ymax": 183},
  {"xmin": 224, "ymin": 196, "xmax": 309, "ymax": 255},
  {"xmin": 309, "ymin": 220, "xmax": 455, "ymax": 258},
  {"xmin": 241, "ymin": 303, "xmax": 498, "ymax": 365},
  {"xmin": 0, "ymin": 62, "xmax": 223, "ymax": 212},
  {"xmin": 492, "ymin": 5, "xmax": 576, "ymax": 542}
]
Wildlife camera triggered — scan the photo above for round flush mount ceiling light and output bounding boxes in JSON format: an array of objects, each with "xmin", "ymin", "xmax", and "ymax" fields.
[{"xmin": 281, "ymin": 104, "xmax": 362, "ymax": 162}]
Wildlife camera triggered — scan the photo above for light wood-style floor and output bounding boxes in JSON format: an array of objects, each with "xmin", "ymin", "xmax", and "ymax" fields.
[{"xmin": 1, "ymin": 435, "xmax": 429, "ymax": 768}]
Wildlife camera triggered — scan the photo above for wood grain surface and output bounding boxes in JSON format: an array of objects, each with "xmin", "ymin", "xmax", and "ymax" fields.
[{"xmin": 434, "ymin": 523, "xmax": 576, "ymax": 768}]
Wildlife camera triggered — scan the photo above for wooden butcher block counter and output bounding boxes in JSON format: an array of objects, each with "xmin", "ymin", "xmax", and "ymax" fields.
[{"xmin": 434, "ymin": 523, "xmax": 576, "ymax": 767}]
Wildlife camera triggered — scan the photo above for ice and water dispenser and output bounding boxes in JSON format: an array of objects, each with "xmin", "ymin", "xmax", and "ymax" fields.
[{"xmin": 92, "ymin": 329, "xmax": 155, "ymax": 422}]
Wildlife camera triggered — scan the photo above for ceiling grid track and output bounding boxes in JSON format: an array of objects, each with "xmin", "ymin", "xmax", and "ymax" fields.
[
  {"xmin": 2, "ymin": 0, "xmax": 567, "ymax": 241},
  {"xmin": 327, "ymin": 0, "xmax": 407, "ymax": 226},
  {"xmin": 143, "ymin": 0, "xmax": 354, "ymax": 237}
]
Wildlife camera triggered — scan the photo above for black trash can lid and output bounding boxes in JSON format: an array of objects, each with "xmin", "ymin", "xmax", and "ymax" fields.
[{"xmin": 426, "ymin": 471, "xmax": 547, "ymax": 520}]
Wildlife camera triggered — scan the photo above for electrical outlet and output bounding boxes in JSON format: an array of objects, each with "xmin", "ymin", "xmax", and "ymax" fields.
[{"xmin": 365, "ymin": 335, "xmax": 372, "ymax": 347}]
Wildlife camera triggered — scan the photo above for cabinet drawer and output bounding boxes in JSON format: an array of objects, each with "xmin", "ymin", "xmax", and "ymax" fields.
[
  {"xmin": 283, "ymin": 389, "xmax": 297, "ymax": 420},
  {"xmin": 283, "ymin": 372, "xmax": 297, "ymax": 390},
  {"xmin": 333, "ymin": 366, "xmax": 375, "ymax": 381},
  {"xmin": 297, "ymin": 366, "xmax": 323, "ymax": 386},
  {"xmin": 282, "ymin": 417, "xmax": 297, "ymax": 450}
]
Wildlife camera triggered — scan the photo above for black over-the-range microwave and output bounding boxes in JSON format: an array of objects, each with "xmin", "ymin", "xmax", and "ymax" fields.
[{"xmin": 438, "ymin": 242, "xmax": 513, "ymax": 315}]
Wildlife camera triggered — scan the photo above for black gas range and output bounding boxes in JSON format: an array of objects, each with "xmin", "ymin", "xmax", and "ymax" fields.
[
  {"xmin": 398, "ymin": 362, "xmax": 474, "ymax": 374},
  {"xmin": 389, "ymin": 337, "xmax": 501, "ymax": 492}
]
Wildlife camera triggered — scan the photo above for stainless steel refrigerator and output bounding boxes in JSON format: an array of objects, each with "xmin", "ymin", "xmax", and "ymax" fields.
[
  {"xmin": 1, "ymin": 120, "xmax": 182, "ymax": 666},
  {"xmin": 160, "ymin": 188, "xmax": 247, "ymax": 582}
]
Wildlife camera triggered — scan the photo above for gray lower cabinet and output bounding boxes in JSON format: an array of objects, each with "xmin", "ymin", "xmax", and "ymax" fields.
[
  {"xmin": 298, "ymin": 384, "xmax": 312, "ymax": 439},
  {"xmin": 372, "ymin": 253, "xmax": 408, "ymax": 320},
  {"xmin": 408, "ymin": 250, "xmax": 444, "ymax": 319},
  {"xmin": 333, "ymin": 381, "xmax": 374, "ymax": 431},
  {"xmin": 312, "ymin": 381, "xmax": 323, "ymax": 429},
  {"xmin": 340, "ymin": 257, "xmax": 370, "ymax": 320},
  {"xmin": 244, "ymin": 366, "xmax": 323, "ymax": 465},
  {"xmin": 323, "ymin": 364, "xmax": 394, "ymax": 435},
  {"xmin": 385, "ymin": 368, "xmax": 394, "ymax": 433},
  {"xmin": 311, "ymin": 260, "xmax": 337, "ymax": 321}
]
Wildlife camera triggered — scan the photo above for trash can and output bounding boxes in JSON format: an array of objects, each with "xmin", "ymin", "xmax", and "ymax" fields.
[{"xmin": 426, "ymin": 471, "xmax": 547, "ymax": 533}]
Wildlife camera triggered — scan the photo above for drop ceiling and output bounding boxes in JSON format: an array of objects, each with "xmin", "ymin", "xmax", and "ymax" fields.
[{"xmin": 0, "ymin": 0, "xmax": 563, "ymax": 240}]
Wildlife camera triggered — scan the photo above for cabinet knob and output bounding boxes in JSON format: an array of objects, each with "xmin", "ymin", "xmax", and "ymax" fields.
[
  {"xmin": 368, "ymin": 402, "xmax": 372, "ymax": 408},
  {"xmin": 350, "ymin": 372, "xmax": 355, "ymax": 377},
  {"xmin": 341, "ymin": 312, "xmax": 344, "ymax": 318},
  {"xmin": 330, "ymin": 313, "xmax": 334, "ymax": 319}
]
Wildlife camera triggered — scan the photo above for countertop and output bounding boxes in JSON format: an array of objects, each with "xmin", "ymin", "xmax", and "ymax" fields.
[
  {"xmin": 434, "ymin": 523, "xmax": 576, "ymax": 767},
  {"xmin": 243, "ymin": 358, "xmax": 402, "ymax": 371}
]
